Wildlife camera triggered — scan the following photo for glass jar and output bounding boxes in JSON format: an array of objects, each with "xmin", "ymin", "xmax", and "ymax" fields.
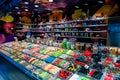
[
  {"xmin": 76, "ymin": 42, "xmax": 80, "ymax": 51},
  {"xmin": 71, "ymin": 42, "xmax": 75, "ymax": 50},
  {"xmin": 92, "ymin": 43, "xmax": 98, "ymax": 54},
  {"xmin": 67, "ymin": 41, "xmax": 71, "ymax": 49},
  {"xmin": 80, "ymin": 43, "xmax": 85, "ymax": 50},
  {"xmin": 109, "ymin": 47, "xmax": 117, "ymax": 56},
  {"xmin": 86, "ymin": 44, "xmax": 92, "ymax": 50},
  {"xmin": 118, "ymin": 48, "xmax": 120, "ymax": 56}
]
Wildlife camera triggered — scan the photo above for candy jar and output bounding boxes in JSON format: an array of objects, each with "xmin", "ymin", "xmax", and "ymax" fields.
[
  {"xmin": 109, "ymin": 47, "xmax": 117, "ymax": 56},
  {"xmin": 71, "ymin": 42, "xmax": 75, "ymax": 50},
  {"xmin": 36, "ymin": 37, "xmax": 41, "ymax": 44},
  {"xmin": 67, "ymin": 41, "xmax": 71, "ymax": 49},
  {"xmin": 92, "ymin": 43, "xmax": 98, "ymax": 54},
  {"xmin": 118, "ymin": 48, "xmax": 120, "ymax": 56},
  {"xmin": 62, "ymin": 38, "xmax": 67, "ymax": 49},
  {"xmin": 76, "ymin": 42, "xmax": 80, "ymax": 51}
]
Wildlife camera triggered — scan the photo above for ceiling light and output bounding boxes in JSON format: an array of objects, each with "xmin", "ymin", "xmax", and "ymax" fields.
[
  {"xmin": 17, "ymin": 12, "xmax": 20, "ymax": 14},
  {"xmin": 34, "ymin": 5, "xmax": 39, "ymax": 8},
  {"xmin": 84, "ymin": 3, "xmax": 88, "ymax": 6},
  {"xmin": 24, "ymin": 2, "xmax": 29, "ymax": 4},
  {"xmin": 49, "ymin": 0, "xmax": 53, "ymax": 2},
  {"xmin": 24, "ymin": 9, "xmax": 29, "ymax": 11},
  {"xmin": 75, "ymin": 6, "xmax": 79, "ymax": 8},
  {"xmin": 98, "ymin": 1, "xmax": 103, "ymax": 3},
  {"xmin": 15, "ymin": 7, "xmax": 19, "ymax": 9}
]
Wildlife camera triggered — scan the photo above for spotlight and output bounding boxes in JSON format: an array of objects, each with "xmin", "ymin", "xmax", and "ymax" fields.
[{"xmin": 49, "ymin": 0, "xmax": 53, "ymax": 2}]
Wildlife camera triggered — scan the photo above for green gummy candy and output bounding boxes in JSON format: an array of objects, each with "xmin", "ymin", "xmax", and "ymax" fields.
[
  {"xmin": 40, "ymin": 49, "xmax": 46, "ymax": 53},
  {"xmin": 81, "ymin": 77, "xmax": 90, "ymax": 80},
  {"xmin": 59, "ymin": 60, "xmax": 66, "ymax": 66},
  {"xmin": 39, "ymin": 72, "xmax": 49, "ymax": 78}
]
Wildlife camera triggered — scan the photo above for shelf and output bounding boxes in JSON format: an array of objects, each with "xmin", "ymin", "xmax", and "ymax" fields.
[
  {"xmin": 73, "ymin": 17, "xmax": 108, "ymax": 22},
  {"xmin": 79, "ymin": 30, "xmax": 107, "ymax": 33},
  {"xmin": 16, "ymin": 30, "xmax": 107, "ymax": 33},
  {"xmin": 54, "ymin": 31, "xmax": 77, "ymax": 32},
  {"xmin": 54, "ymin": 24, "xmax": 108, "ymax": 28},
  {"xmin": 16, "ymin": 30, "xmax": 45, "ymax": 33},
  {"xmin": 15, "ymin": 17, "xmax": 108, "ymax": 45},
  {"xmin": 55, "ymin": 36, "xmax": 107, "ymax": 39},
  {"xmin": 16, "ymin": 17, "xmax": 108, "ymax": 26},
  {"xmin": 15, "ymin": 24, "xmax": 108, "ymax": 29},
  {"xmin": 54, "ymin": 30, "xmax": 107, "ymax": 33}
]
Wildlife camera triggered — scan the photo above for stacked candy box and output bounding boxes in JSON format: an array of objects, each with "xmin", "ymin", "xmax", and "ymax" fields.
[
  {"xmin": 69, "ymin": 74, "xmax": 90, "ymax": 80},
  {"xmin": 44, "ymin": 56, "xmax": 56, "ymax": 63},
  {"xmin": 103, "ymin": 57, "xmax": 113, "ymax": 66},
  {"xmin": 50, "ymin": 51, "xmax": 63, "ymax": 57},
  {"xmin": 87, "ymin": 69, "xmax": 103, "ymax": 80},
  {"xmin": 107, "ymin": 67, "xmax": 120, "ymax": 75},
  {"xmin": 19, "ymin": 60, "xmax": 29, "ymax": 67},
  {"xmin": 42, "ymin": 64, "xmax": 61, "ymax": 75},
  {"xmin": 31, "ymin": 53, "xmax": 44, "ymax": 59},
  {"xmin": 77, "ymin": 66, "xmax": 90, "ymax": 75},
  {"xmin": 28, "ymin": 58, "xmax": 38, "ymax": 64},
  {"xmin": 40, "ymin": 49, "xmax": 47, "ymax": 54},
  {"xmin": 39, "ymin": 72, "xmax": 50, "ymax": 80},
  {"xmin": 13, "ymin": 57, "xmax": 21, "ymax": 62},
  {"xmin": 25, "ymin": 64, "xmax": 34, "ymax": 70},
  {"xmin": 59, "ymin": 54, "xmax": 71, "ymax": 59},
  {"xmin": 57, "ymin": 69, "xmax": 72, "ymax": 80},
  {"xmin": 52, "ymin": 58, "xmax": 70, "ymax": 68},
  {"xmin": 34, "ymin": 60, "xmax": 47, "ymax": 67},
  {"xmin": 38, "ymin": 71, "xmax": 56, "ymax": 80}
]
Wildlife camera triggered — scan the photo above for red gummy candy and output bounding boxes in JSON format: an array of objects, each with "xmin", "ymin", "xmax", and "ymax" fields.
[
  {"xmin": 104, "ymin": 74, "xmax": 114, "ymax": 80},
  {"xmin": 88, "ymin": 69, "xmax": 95, "ymax": 77}
]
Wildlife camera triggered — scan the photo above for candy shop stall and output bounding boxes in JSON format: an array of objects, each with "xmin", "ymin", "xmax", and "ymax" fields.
[{"xmin": 0, "ymin": 40, "xmax": 120, "ymax": 80}]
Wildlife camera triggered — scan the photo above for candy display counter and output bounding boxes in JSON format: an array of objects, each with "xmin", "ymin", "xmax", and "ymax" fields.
[{"xmin": 0, "ymin": 41, "xmax": 120, "ymax": 80}]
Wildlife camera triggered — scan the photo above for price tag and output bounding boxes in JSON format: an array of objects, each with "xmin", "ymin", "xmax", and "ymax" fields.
[{"xmin": 84, "ymin": 65, "xmax": 89, "ymax": 69}]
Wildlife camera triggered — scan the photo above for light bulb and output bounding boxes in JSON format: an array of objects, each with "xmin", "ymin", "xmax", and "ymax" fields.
[{"xmin": 49, "ymin": 0, "xmax": 53, "ymax": 2}]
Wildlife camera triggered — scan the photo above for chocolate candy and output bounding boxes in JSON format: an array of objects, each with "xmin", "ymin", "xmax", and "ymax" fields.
[
  {"xmin": 92, "ymin": 64, "xmax": 105, "ymax": 71},
  {"xmin": 107, "ymin": 67, "xmax": 120, "ymax": 75},
  {"xmin": 92, "ymin": 71, "xmax": 103, "ymax": 79},
  {"xmin": 78, "ymin": 66, "xmax": 90, "ymax": 75}
]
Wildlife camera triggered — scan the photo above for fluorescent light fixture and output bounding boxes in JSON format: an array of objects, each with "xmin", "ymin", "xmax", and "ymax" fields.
[{"xmin": 49, "ymin": 0, "xmax": 53, "ymax": 2}]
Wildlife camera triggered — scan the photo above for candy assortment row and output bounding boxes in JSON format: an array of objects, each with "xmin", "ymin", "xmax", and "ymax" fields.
[{"xmin": 0, "ymin": 42, "xmax": 120, "ymax": 80}]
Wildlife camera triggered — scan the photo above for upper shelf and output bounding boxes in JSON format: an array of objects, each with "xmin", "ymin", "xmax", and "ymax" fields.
[
  {"xmin": 16, "ymin": 17, "xmax": 108, "ymax": 26},
  {"xmin": 16, "ymin": 30, "xmax": 107, "ymax": 33},
  {"xmin": 15, "ymin": 24, "xmax": 108, "ymax": 29}
]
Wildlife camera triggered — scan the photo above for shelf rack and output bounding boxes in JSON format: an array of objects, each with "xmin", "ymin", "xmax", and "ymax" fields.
[{"xmin": 15, "ymin": 17, "xmax": 108, "ymax": 45}]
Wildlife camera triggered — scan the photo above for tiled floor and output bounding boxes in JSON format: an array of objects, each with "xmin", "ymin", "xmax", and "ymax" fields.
[{"xmin": 0, "ymin": 56, "xmax": 34, "ymax": 80}]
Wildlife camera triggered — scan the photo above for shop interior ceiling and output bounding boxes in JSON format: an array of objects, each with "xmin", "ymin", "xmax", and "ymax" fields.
[{"xmin": 0, "ymin": 0, "xmax": 119, "ymax": 17}]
